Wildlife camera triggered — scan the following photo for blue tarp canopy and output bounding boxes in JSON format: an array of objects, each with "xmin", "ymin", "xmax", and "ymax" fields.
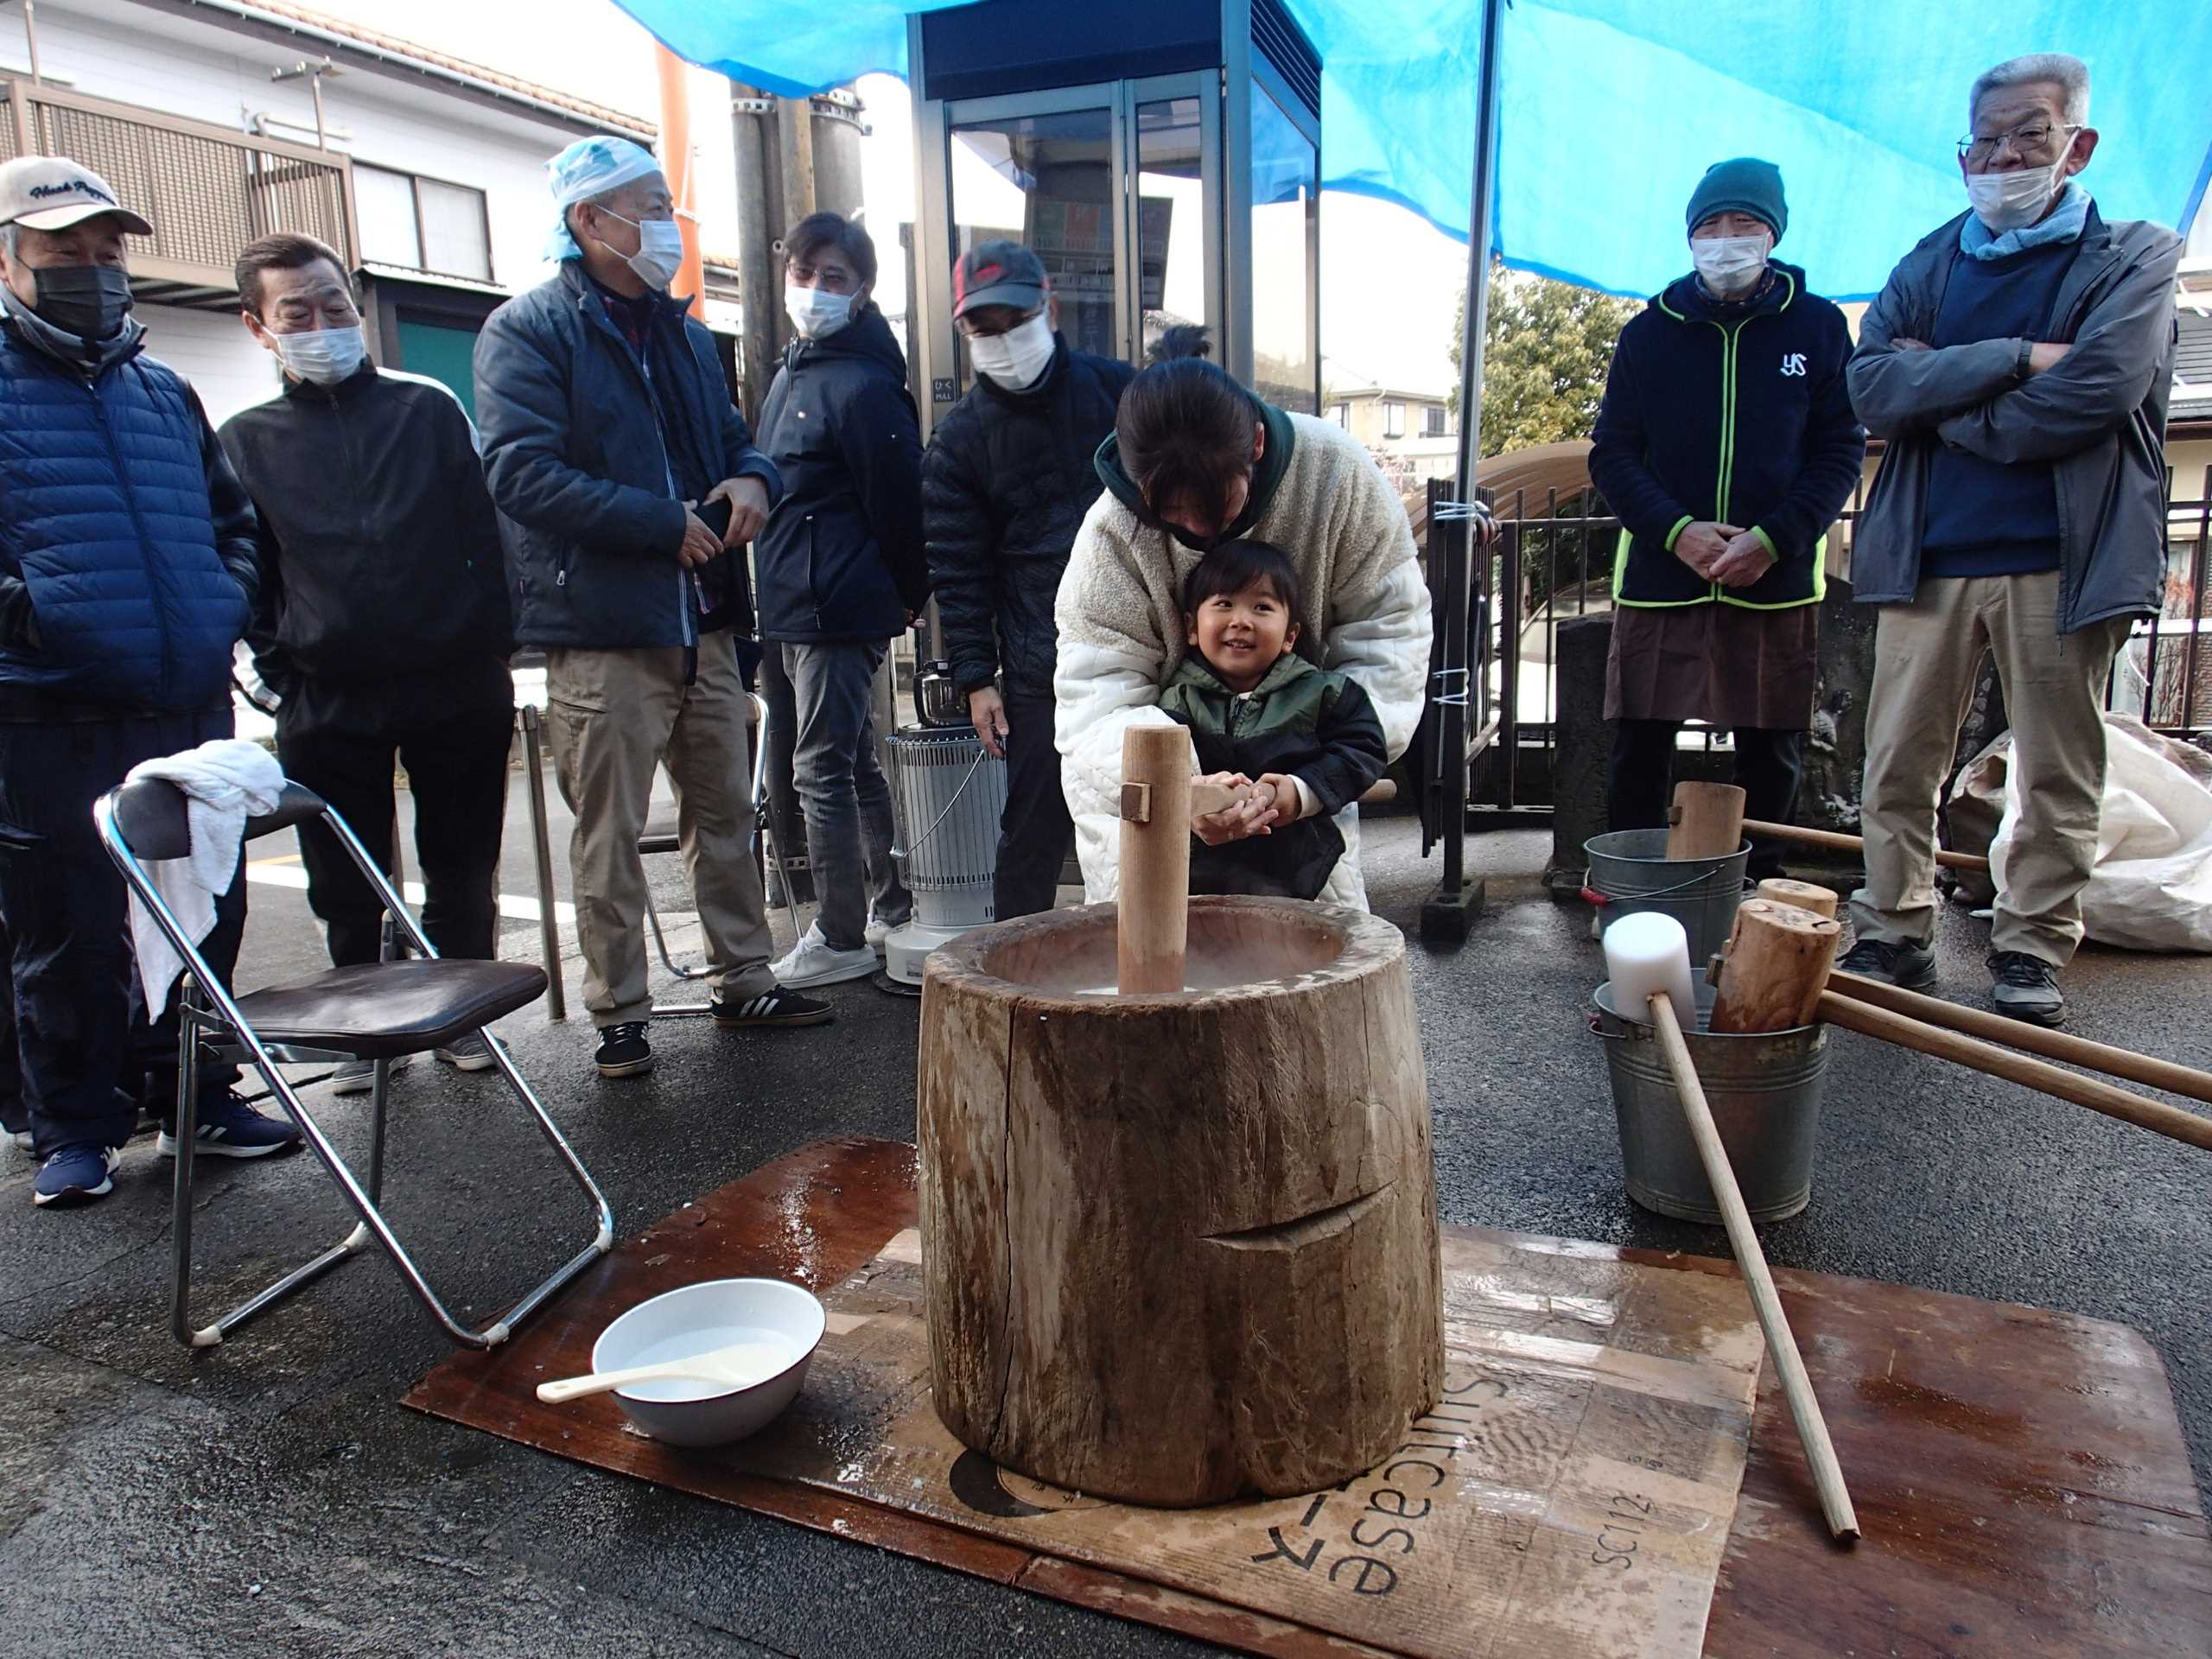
[{"xmin": 614, "ymin": 0, "xmax": 2211, "ymax": 302}]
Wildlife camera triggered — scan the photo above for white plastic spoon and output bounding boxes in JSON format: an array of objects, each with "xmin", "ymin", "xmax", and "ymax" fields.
[{"xmin": 536, "ymin": 1339, "xmax": 790, "ymax": 1405}]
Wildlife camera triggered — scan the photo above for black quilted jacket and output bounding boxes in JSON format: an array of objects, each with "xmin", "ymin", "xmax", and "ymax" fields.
[{"xmin": 921, "ymin": 336, "xmax": 1134, "ymax": 697}]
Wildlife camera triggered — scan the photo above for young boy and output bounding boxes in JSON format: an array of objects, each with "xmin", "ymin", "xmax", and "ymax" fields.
[{"xmin": 1159, "ymin": 540, "xmax": 1389, "ymax": 900}]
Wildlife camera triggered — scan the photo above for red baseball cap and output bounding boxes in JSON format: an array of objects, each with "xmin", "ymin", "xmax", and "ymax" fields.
[{"xmin": 951, "ymin": 239, "xmax": 1047, "ymax": 318}]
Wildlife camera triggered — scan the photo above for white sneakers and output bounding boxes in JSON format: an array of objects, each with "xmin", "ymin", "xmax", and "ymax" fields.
[
  {"xmin": 864, "ymin": 909, "xmax": 891, "ymax": 954},
  {"xmin": 771, "ymin": 921, "xmax": 879, "ymax": 988}
]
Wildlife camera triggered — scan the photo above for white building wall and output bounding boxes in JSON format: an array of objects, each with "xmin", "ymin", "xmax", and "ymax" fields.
[
  {"xmin": 136, "ymin": 302, "xmax": 283, "ymax": 425},
  {"xmin": 26, "ymin": 0, "xmax": 598, "ymax": 296}
]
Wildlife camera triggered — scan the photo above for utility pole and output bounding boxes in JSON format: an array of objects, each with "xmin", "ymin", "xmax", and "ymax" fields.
[{"xmin": 728, "ymin": 84, "xmax": 869, "ymax": 912}]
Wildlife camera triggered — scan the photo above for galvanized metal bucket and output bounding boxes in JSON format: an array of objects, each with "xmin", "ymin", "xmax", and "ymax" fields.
[
  {"xmin": 1583, "ymin": 829, "xmax": 1748, "ymax": 966},
  {"xmin": 1591, "ymin": 981, "xmax": 1829, "ymax": 1224}
]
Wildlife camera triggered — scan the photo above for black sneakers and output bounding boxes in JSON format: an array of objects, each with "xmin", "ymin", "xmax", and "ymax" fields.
[
  {"xmin": 711, "ymin": 984, "xmax": 835, "ymax": 1029},
  {"xmin": 1988, "ymin": 951, "xmax": 2066, "ymax": 1027},
  {"xmin": 1837, "ymin": 938, "xmax": 1937, "ymax": 990},
  {"xmin": 594, "ymin": 1021, "xmax": 653, "ymax": 1078}
]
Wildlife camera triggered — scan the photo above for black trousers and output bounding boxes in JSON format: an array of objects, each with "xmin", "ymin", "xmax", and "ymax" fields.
[
  {"xmin": 992, "ymin": 689, "xmax": 1074, "ymax": 922},
  {"xmin": 276, "ymin": 696, "xmax": 512, "ymax": 968},
  {"xmin": 0, "ymin": 707, "xmax": 244, "ymax": 1154},
  {"xmin": 1607, "ymin": 721, "xmax": 1805, "ymax": 881}
]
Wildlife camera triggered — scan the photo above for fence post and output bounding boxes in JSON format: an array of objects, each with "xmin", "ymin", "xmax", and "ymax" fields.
[{"xmin": 1420, "ymin": 486, "xmax": 1484, "ymax": 942}]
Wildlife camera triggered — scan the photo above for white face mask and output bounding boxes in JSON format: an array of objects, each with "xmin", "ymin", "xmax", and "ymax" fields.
[
  {"xmin": 1965, "ymin": 161, "xmax": 2064, "ymax": 233},
  {"xmin": 968, "ymin": 312, "xmax": 1055, "ymax": 389},
  {"xmin": 785, "ymin": 282, "xmax": 855, "ymax": 340},
  {"xmin": 597, "ymin": 210, "xmax": 684, "ymax": 290},
  {"xmin": 1690, "ymin": 232, "xmax": 1772, "ymax": 297},
  {"xmin": 272, "ymin": 323, "xmax": 368, "ymax": 385}
]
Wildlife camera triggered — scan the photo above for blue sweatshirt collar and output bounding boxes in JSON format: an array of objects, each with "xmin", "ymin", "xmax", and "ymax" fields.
[{"xmin": 1960, "ymin": 182, "xmax": 2090, "ymax": 260}]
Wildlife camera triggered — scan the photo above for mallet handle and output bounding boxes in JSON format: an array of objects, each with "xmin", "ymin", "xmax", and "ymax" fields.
[{"xmin": 1650, "ymin": 992, "xmax": 1860, "ymax": 1543}]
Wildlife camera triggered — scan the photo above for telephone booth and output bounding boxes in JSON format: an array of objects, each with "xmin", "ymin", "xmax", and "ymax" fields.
[{"xmin": 906, "ymin": 0, "xmax": 1321, "ymax": 430}]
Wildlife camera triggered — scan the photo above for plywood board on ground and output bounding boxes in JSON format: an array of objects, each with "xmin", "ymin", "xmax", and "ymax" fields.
[{"xmin": 407, "ymin": 1137, "xmax": 2212, "ymax": 1657}]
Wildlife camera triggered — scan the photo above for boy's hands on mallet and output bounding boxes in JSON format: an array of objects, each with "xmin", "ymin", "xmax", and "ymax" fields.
[{"xmin": 1255, "ymin": 772, "xmax": 1307, "ymax": 821}]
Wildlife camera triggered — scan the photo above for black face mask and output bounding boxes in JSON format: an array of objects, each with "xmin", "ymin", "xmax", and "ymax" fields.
[{"xmin": 33, "ymin": 264, "xmax": 132, "ymax": 341}]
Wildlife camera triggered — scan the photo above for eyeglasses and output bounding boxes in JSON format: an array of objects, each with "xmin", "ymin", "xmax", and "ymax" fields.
[
  {"xmin": 1957, "ymin": 120, "xmax": 2080, "ymax": 166},
  {"xmin": 785, "ymin": 262, "xmax": 856, "ymax": 293}
]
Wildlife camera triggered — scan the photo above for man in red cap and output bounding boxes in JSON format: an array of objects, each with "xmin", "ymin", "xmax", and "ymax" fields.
[{"xmin": 924, "ymin": 240, "xmax": 1135, "ymax": 919}]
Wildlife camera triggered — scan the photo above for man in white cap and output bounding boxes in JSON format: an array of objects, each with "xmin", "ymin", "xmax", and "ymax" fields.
[
  {"xmin": 474, "ymin": 136, "xmax": 830, "ymax": 1081},
  {"xmin": 0, "ymin": 156, "xmax": 302, "ymax": 1209}
]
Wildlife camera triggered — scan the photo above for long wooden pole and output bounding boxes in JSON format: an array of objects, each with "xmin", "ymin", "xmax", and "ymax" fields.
[
  {"xmin": 1815, "ymin": 992, "xmax": 2212, "ymax": 1153},
  {"xmin": 1743, "ymin": 817, "xmax": 1990, "ymax": 874},
  {"xmin": 1826, "ymin": 970, "xmax": 2212, "ymax": 1109},
  {"xmin": 1649, "ymin": 993, "xmax": 1859, "ymax": 1542}
]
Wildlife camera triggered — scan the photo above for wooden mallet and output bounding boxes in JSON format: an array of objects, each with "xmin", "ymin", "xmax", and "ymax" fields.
[
  {"xmin": 1115, "ymin": 728, "xmax": 1273, "ymax": 995},
  {"xmin": 1734, "ymin": 887, "xmax": 2212, "ymax": 1154},
  {"xmin": 1602, "ymin": 909, "xmax": 1860, "ymax": 1542}
]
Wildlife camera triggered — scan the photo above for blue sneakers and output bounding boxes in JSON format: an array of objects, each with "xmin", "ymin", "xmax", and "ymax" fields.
[
  {"xmin": 33, "ymin": 1144, "xmax": 121, "ymax": 1208},
  {"xmin": 156, "ymin": 1093, "xmax": 306, "ymax": 1160}
]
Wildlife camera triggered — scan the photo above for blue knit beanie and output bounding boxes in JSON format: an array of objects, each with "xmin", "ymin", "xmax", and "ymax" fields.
[{"xmin": 1685, "ymin": 158, "xmax": 1787, "ymax": 243}]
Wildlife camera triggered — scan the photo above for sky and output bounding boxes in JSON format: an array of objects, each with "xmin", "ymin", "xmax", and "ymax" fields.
[{"xmin": 302, "ymin": 0, "xmax": 1471, "ymax": 397}]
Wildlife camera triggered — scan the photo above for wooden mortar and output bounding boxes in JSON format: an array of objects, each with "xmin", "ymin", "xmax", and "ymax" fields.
[{"xmin": 917, "ymin": 895, "xmax": 1444, "ymax": 1507}]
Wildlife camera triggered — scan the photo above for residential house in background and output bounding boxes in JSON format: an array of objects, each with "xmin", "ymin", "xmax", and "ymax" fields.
[
  {"xmin": 1325, "ymin": 372, "xmax": 1459, "ymax": 486},
  {"xmin": 0, "ymin": 0, "xmax": 717, "ymax": 426}
]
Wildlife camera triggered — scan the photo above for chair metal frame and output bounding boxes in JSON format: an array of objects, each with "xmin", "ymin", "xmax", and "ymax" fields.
[{"xmin": 94, "ymin": 785, "xmax": 615, "ymax": 1351}]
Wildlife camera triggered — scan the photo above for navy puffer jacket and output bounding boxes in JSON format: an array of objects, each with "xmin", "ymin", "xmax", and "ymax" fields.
[
  {"xmin": 0, "ymin": 314, "xmax": 257, "ymax": 713},
  {"xmin": 474, "ymin": 263, "xmax": 782, "ymax": 651},
  {"xmin": 922, "ymin": 338, "xmax": 1133, "ymax": 697}
]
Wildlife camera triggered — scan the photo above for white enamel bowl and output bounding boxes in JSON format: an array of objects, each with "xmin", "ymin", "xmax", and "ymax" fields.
[{"xmin": 588, "ymin": 1277, "xmax": 825, "ymax": 1448}]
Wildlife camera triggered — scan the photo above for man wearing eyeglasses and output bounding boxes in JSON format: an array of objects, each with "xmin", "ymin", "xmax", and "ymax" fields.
[{"xmin": 1843, "ymin": 53, "xmax": 2182, "ymax": 1027}]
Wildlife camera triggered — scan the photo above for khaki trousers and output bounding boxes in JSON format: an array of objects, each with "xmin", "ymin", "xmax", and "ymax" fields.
[
  {"xmin": 543, "ymin": 633, "xmax": 774, "ymax": 1026},
  {"xmin": 1849, "ymin": 570, "xmax": 2131, "ymax": 966}
]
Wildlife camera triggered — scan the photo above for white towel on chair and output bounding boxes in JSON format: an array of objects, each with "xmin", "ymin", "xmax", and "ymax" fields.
[{"xmin": 124, "ymin": 739, "xmax": 286, "ymax": 1019}]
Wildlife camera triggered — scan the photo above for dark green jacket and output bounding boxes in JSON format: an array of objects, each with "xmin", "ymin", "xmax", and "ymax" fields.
[{"xmin": 1157, "ymin": 651, "xmax": 1387, "ymax": 900}]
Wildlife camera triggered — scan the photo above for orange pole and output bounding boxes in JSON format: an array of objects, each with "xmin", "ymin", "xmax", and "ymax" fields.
[{"xmin": 653, "ymin": 43, "xmax": 705, "ymax": 319}]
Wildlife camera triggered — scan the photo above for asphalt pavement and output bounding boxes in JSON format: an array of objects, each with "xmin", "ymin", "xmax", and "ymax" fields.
[{"xmin": 0, "ymin": 791, "xmax": 2206, "ymax": 1657}]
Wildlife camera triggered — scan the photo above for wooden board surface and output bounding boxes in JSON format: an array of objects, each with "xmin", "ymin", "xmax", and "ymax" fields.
[
  {"xmin": 734, "ymin": 1224, "xmax": 1758, "ymax": 1658},
  {"xmin": 406, "ymin": 1137, "xmax": 2212, "ymax": 1658}
]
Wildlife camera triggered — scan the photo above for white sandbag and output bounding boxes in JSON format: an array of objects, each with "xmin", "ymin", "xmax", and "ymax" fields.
[{"xmin": 1966, "ymin": 715, "xmax": 2212, "ymax": 952}]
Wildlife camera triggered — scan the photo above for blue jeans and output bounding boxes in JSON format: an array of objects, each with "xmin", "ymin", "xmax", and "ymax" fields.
[
  {"xmin": 0, "ymin": 708, "xmax": 244, "ymax": 1155},
  {"xmin": 782, "ymin": 642, "xmax": 909, "ymax": 952}
]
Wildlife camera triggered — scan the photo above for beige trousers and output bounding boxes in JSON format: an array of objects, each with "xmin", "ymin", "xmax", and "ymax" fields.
[
  {"xmin": 1849, "ymin": 570, "xmax": 2131, "ymax": 966},
  {"xmin": 543, "ymin": 632, "xmax": 774, "ymax": 1026}
]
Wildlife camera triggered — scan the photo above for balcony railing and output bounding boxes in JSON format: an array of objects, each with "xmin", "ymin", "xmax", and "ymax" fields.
[{"xmin": 0, "ymin": 76, "xmax": 358, "ymax": 306}]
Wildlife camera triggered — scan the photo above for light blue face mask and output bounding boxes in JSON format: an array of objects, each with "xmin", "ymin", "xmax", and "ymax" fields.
[
  {"xmin": 785, "ymin": 282, "xmax": 855, "ymax": 340},
  {"xmin": 273, "ymin": 323, "xmax": 367, "ymax": 385}
]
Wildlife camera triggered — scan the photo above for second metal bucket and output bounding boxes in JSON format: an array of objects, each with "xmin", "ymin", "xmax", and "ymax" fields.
[
  {"xmin": 1584, "ymin": 828, "xmax": 1748, "ymax": 965},
  {"xmin": 1591, "ymin": 982, "xmax": 1829, "ymax": 1224}
]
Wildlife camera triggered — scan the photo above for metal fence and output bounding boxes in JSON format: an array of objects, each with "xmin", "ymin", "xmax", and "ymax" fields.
[{"xmin": 1450, "ymin": 464, "xmax": 2212, "ymax": 814}]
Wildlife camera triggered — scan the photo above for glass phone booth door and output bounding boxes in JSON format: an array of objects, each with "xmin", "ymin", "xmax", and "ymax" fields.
[{"xmin": 915, "ymin": 73, "xmax": 1223, "ymax": 423}]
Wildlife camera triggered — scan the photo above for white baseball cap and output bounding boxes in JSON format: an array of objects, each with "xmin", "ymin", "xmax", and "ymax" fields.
[{"xmin": 0, "ymin": 156, "xmax": 153, "ymax": 235}]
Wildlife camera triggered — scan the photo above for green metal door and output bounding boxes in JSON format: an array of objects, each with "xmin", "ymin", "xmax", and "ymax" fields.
[{"xmin": 394, "ymin": 319, "xmax": 481, "ymax": 423}]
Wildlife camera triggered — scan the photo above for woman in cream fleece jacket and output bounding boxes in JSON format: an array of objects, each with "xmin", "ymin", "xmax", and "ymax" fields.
[{"xmin": 1052, "ymin": 359, "xmax": 1432, "ymax": 910}]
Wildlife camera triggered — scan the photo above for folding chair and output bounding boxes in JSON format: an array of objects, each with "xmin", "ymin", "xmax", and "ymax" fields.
[
  {"xmin": 640, "ymin": 689, "xmax": 804, "ymax": 1016},
  {"xmin": 94, "ymin": 779, "xmax": 614, "ymax": 1351}
]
